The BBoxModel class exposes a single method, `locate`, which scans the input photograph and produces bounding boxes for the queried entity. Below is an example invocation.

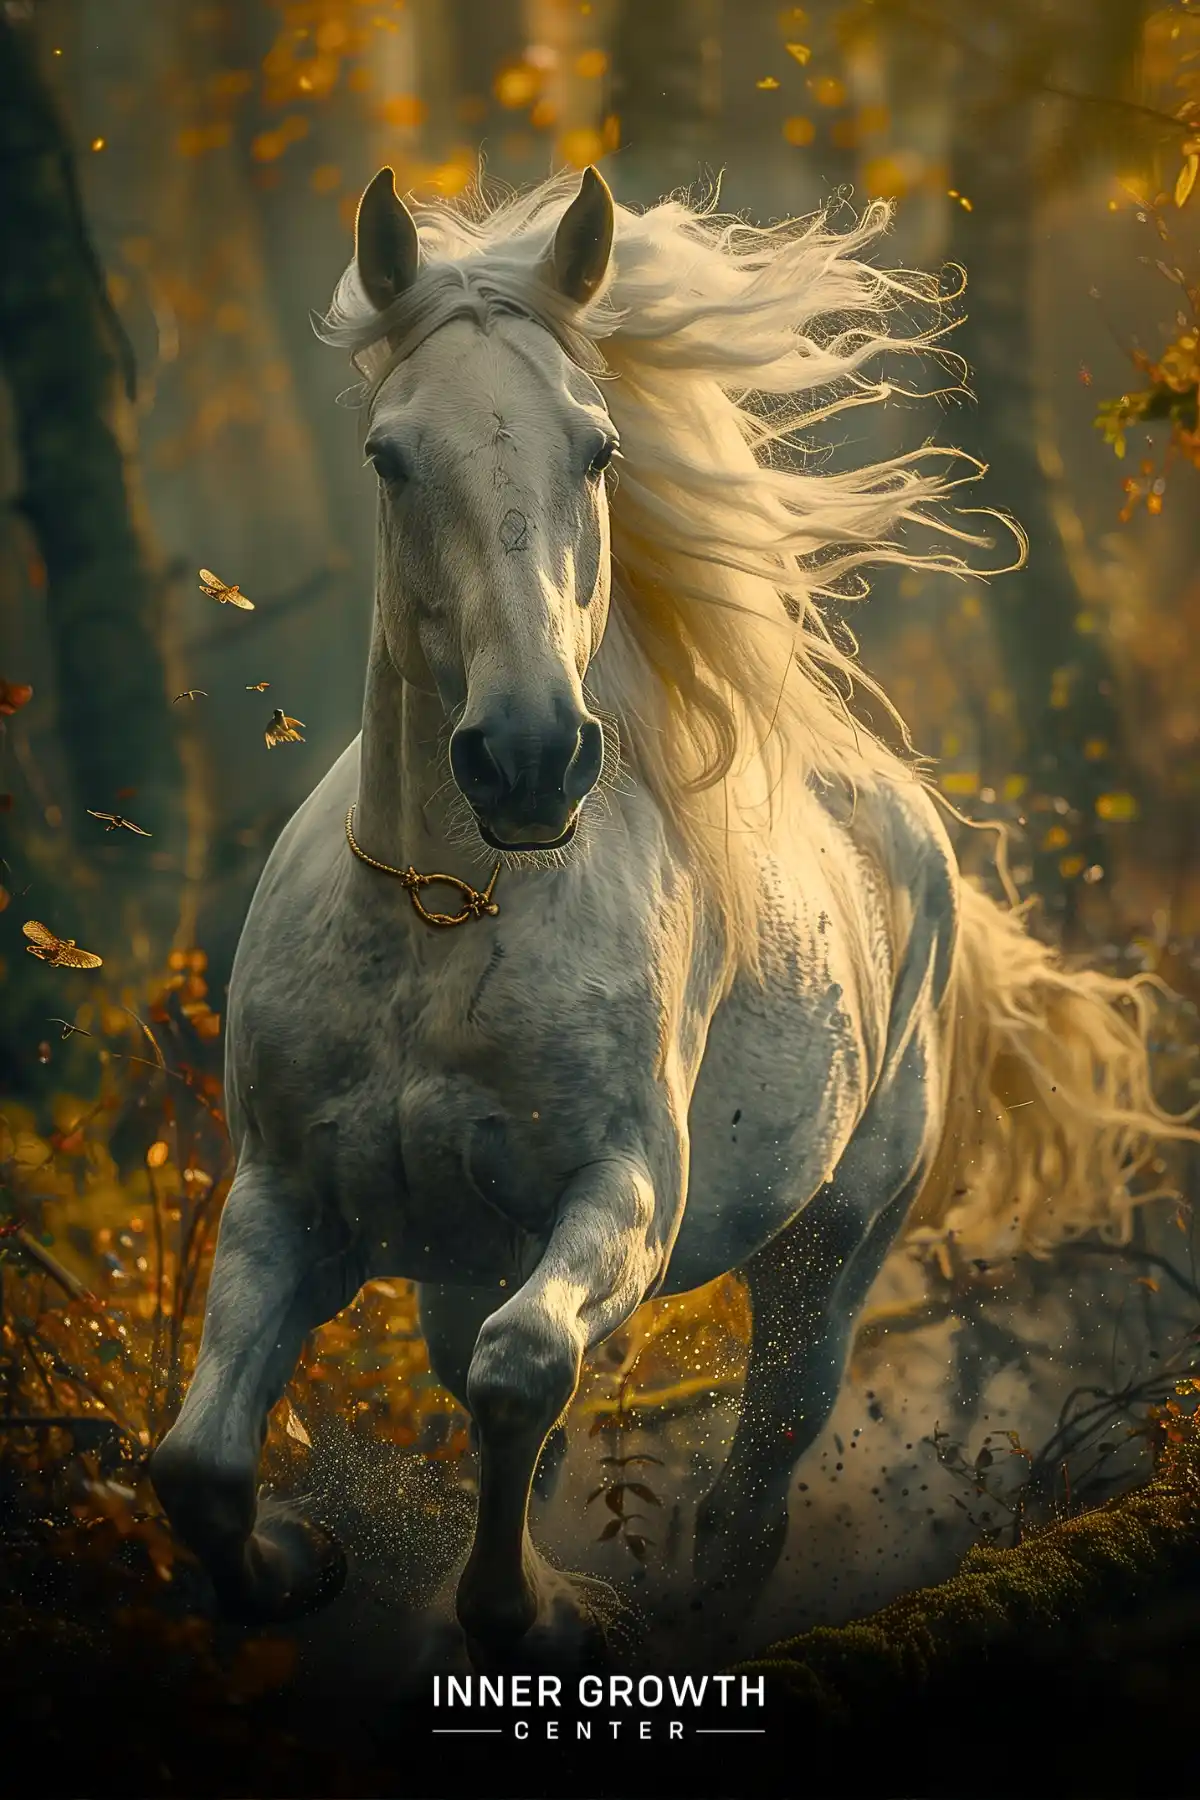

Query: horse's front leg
[149,1159,358,1622]
[455,1155,669,1664]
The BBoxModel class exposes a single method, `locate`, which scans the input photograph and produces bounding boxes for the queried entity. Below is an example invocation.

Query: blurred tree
[611,0,723,198]
[850,0,1160,932]
[0,14,184,856]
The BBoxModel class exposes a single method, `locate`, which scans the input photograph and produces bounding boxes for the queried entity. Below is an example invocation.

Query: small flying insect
[87,809,152,836]
[23,921,103,969]
[246,681,270,692]
[49,1017,94,1040]
[199,568,254,610]
[265,709,305,748]
[173,689,208,703]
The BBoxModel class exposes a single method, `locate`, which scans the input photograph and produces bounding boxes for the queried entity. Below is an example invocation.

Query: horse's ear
[543,165,614,306]
[355,168,420,313]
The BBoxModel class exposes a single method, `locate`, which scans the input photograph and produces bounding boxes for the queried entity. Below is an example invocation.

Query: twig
[1058,1237,1200,1308]
[6,1225,97,1304]
[27,1328,141,1442]
[877,0,1195,135]
[147,1164,166,1434]
[0,1413,130,1438]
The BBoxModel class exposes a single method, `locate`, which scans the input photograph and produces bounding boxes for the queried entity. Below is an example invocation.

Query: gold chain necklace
[345,805,501,928]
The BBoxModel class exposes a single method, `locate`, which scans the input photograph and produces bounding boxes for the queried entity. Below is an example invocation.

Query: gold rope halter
[345,805,502,928]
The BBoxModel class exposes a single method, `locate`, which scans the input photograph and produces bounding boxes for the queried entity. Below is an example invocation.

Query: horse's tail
[908,875,1200,1262]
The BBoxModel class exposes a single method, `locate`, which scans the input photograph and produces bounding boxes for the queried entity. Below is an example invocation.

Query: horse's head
[354,166,617,854]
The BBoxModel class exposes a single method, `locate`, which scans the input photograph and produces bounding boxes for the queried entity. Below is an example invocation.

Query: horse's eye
[366,440,409,486]
[588,438,618,477]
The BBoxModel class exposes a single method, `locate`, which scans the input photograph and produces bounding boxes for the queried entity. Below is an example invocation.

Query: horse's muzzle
[449,710,603,852]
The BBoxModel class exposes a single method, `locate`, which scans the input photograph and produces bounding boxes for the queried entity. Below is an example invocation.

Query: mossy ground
[6,1434,1200,1798]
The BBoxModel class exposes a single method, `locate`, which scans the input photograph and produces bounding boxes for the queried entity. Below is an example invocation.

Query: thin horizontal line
[694,1728,767,1734]
[431,1728,504,1734]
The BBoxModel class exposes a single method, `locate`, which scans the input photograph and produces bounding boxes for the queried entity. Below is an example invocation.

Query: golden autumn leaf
[146,1140,169,1169]
[284,1405,312,1448]
[1175,153,1198,209]
[1096,791,1139,822]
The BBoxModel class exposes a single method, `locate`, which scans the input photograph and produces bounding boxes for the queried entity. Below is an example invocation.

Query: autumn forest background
[3,1,1200,1794]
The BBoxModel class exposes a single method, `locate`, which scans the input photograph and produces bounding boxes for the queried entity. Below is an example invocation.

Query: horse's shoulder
[855,777,960,1011]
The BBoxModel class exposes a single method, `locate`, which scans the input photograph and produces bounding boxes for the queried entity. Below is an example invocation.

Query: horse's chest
[262,918,658,1271]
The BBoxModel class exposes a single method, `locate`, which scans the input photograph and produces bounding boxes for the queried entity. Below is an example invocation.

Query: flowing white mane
[318,169,1013,978]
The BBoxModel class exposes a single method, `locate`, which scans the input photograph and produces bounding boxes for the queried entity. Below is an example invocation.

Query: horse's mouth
[474,808,580,853]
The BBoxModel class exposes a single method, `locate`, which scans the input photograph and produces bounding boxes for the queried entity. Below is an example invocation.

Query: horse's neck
[355,618,455,869]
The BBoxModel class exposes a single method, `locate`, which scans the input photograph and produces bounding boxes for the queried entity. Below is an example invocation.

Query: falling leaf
[785,43,811,64]
[756,76,780,89]
[1176,153,1198,208]
[146,1140,169,1169]
[285,1406,312,1447]
[0,680,33,715]
[1138,1276,1160,1293]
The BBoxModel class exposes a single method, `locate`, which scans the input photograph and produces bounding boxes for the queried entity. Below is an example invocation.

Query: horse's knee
[466,1314,577,1442]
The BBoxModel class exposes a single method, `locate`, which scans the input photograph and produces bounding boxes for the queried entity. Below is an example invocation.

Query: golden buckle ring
[345,805,501,928]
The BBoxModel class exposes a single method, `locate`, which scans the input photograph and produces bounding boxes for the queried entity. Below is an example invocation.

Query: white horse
[150,165,1194,1664]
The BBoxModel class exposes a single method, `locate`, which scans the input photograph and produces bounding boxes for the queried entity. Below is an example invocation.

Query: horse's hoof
[217,1505,347,1625]
[460,1563,634,1675]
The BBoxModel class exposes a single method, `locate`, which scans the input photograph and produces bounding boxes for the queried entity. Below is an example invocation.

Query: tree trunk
[610,0,723,202]
[0,15,184,852]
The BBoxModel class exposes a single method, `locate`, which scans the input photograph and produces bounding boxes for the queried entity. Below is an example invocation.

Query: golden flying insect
[199,568,254,610]
[23,920,103,969]
[87,809,151,836]
[265,708,305,748]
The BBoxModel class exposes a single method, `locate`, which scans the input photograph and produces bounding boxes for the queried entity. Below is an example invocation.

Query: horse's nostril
[449,726,505,808]
[565,718,604,803]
